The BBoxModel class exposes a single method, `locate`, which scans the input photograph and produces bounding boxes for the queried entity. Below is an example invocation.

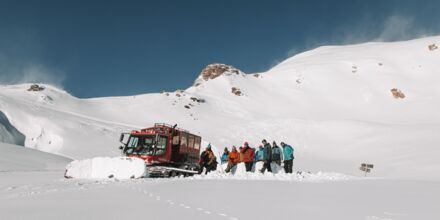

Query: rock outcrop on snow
[27,84,45,91]
[428,43,438,51]
[193,63,244,86]
[231,87,242,96]
[391,88,406,99]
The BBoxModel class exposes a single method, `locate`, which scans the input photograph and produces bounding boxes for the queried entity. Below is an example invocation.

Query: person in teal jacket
[254,145,265,162]
[281,142,294,173]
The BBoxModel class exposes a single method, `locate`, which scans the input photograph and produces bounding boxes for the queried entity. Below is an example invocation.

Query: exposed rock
[231,87,242,96]
[428,44,438,51]
[176,93,181,97]
[253,74,260,78]
[391,88,405,99]
[193,63,244,86]
[190,97,205,103]
[27,84,45,92]
[184,105,191,109]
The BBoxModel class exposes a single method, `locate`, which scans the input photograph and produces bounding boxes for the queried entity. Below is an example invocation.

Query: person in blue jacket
[220,147,229,164]
[281,142,294,173]
[254,145,265,162]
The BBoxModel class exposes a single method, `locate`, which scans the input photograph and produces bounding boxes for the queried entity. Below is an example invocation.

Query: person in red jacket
[241,142,255,172]
[225,146,240,173]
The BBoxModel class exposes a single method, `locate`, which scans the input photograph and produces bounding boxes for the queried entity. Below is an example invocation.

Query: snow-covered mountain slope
[0,142,71,172]
[1,36,439,180]
[0,111,25,145]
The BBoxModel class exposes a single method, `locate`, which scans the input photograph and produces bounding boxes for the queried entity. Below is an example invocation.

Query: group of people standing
[199,139,294,175]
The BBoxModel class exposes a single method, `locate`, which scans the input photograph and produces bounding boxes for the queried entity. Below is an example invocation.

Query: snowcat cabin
[119,124,201,171]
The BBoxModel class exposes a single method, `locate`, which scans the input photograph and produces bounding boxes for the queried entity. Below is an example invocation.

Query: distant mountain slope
[0,36,439,179]
[0,142,71,172]
[0,111,25,145]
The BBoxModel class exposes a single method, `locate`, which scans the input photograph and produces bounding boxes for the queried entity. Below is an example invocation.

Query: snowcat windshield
[124,135,167,156]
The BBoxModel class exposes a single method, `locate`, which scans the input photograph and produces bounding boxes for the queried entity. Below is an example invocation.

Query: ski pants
[244,162,253,172]
[225,162,237,173]
[260,160,272,173]
[284,159,293,173]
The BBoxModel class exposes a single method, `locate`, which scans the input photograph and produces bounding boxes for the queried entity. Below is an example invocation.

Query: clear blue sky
[1,0,439,97]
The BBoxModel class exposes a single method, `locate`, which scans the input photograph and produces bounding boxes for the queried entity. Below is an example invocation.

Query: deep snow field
[1,142,439,220]
[1,36,440,219]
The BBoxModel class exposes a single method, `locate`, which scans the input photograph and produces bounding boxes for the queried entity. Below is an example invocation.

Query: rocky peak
[193,63,244,86]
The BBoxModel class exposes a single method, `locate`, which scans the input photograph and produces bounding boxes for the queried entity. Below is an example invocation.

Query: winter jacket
[228,151,241,164]
[283,144,294,161]
[199,151,209,165]
[263,143,272,161]
[220,152,229,164]
[272,146,283,161]
[254,148,264,161]
[207,151,217,165]
[240,147,255,163]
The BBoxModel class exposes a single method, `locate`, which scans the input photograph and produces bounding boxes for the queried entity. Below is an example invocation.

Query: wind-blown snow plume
[0,29,65,87]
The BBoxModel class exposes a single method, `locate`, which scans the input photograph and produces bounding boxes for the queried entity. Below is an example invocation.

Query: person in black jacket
[259,139,272,173]
[199,145,217,174]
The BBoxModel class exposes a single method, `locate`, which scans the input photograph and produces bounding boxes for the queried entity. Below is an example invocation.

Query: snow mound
[219,162,285,174]
[65,157,147,179]
[0,142,71,172]
[194,171,354,182]
[197,163,354,182]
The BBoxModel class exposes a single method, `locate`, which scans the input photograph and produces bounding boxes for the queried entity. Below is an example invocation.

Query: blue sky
[1,0,439,97]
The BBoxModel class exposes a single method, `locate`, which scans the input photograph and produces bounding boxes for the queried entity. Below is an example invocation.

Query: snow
[65,157,147,179]
[0,142,71,172]
[0,36,440,219]
[0,111,25,145]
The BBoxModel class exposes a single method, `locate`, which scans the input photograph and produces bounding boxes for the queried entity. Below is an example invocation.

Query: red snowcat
[119,123,202,177]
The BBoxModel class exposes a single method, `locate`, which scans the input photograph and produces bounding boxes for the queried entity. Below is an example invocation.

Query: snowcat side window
[155,136,167,155]
[181,134,187,148]
[172,135,180,145]
[188,135,194,149]
[194,137,201,150]
[140,136,167,156]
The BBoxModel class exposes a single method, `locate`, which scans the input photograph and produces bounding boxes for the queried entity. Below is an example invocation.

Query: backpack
[272,147,281,161]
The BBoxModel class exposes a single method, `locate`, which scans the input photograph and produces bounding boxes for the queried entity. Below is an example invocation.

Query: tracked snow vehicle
[119,123,201,177]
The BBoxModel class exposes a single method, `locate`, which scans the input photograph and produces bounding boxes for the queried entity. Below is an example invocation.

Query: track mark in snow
[384,212,407,217]
[365,216,392,220]
[125,186,238,218]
